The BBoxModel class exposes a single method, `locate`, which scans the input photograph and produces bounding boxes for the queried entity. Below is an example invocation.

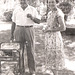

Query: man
[10,0,40,75]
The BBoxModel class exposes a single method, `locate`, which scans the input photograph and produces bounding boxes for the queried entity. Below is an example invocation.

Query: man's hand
[27,14,33,19]
[10,35,14,42]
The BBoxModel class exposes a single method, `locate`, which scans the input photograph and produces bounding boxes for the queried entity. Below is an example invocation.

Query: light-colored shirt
[12,5,40,26]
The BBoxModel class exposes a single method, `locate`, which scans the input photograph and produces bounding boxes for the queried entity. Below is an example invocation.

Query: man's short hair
[19,0,27,2]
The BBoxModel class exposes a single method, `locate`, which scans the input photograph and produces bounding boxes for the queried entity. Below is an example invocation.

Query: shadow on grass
[0,29,75,75]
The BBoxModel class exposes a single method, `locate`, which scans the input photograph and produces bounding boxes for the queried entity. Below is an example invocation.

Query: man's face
[20,0,27,8]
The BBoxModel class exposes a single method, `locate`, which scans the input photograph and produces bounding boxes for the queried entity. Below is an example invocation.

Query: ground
[0,22,75,75]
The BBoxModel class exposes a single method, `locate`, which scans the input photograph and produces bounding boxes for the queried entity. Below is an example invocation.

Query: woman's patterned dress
[45,8,65,70]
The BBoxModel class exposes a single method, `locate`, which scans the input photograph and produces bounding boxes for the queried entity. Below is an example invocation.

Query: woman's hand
[42,25,51,32]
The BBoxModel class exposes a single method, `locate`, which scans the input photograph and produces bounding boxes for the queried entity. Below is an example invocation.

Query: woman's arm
[50,16,66,32]
[58,16,66,31]
[31,17,40,24]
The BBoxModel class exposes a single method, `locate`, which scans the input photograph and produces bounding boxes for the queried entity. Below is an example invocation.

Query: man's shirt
[12,5,40,26]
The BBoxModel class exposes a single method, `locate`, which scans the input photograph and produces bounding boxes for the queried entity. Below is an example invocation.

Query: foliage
[58,2,72,14]
[3,11,12,22]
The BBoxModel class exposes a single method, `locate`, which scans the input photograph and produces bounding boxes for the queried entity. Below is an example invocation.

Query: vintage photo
[0,0,75,75]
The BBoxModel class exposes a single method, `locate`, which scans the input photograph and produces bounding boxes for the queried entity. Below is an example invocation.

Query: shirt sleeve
[33,7,41,20]
[12,9,16,23]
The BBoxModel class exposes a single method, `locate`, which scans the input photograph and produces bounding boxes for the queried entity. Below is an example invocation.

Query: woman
[43,0,66,75]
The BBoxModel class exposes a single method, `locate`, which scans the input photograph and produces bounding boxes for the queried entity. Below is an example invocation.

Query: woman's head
[48,0,57,11]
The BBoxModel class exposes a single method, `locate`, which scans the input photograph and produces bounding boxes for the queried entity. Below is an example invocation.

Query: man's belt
[17,25,33,27]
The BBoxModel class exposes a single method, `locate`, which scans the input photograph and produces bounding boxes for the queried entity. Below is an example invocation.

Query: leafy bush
[58,2,72,14]
[3,11,12,22]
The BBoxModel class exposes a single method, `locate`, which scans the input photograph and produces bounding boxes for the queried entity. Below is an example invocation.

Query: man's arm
[10,22,16,40]
[31,17,40,24]
[27,14,40,24]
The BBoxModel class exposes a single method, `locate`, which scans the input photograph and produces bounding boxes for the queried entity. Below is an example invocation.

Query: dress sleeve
[57,9,65,24]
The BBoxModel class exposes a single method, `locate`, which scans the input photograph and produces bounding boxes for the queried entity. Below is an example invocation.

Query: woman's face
[48,1,56,10]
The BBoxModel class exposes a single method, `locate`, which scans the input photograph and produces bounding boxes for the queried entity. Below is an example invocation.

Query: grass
[0,28,75,75]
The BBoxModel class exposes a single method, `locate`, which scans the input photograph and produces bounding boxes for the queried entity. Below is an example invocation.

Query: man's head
[19,0,28,9]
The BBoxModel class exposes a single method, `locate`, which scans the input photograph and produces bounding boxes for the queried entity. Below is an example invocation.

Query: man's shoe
[43,70,54,75]
[30,72,36,75]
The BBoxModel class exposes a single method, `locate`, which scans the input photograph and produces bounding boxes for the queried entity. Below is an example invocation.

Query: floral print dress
[45,8,65,70]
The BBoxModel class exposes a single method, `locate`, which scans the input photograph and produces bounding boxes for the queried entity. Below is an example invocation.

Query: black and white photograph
[0,0,75,75]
